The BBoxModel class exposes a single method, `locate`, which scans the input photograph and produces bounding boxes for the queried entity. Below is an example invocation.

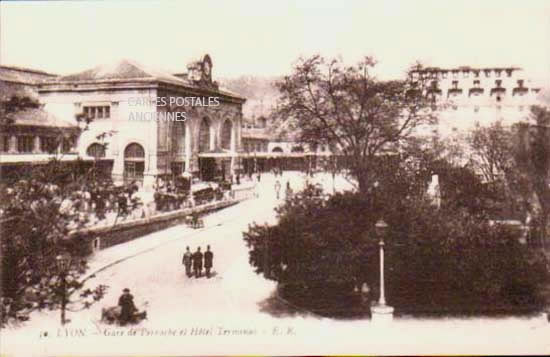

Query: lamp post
[56,253,72,326]
[370,219,394,323]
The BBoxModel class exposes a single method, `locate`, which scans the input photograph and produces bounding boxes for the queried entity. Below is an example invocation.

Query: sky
[1,0,549,83]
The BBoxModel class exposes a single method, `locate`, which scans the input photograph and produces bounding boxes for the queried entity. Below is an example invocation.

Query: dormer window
[495,70,502,78]
[463,71,469,78]
[506,69,513,77]
[452,71,458,78]
[442,71,448,79]
[484,69,491,77]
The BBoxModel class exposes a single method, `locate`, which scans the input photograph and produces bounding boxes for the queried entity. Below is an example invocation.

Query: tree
[467,122,515,183]
[275,56,436,193]
[514,106,550,248]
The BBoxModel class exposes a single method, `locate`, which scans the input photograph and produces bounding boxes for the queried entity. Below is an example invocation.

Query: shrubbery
[243,183,550,316]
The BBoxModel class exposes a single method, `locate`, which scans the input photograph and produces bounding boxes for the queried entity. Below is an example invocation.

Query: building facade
[0,66,80,181]
[38,55,245,188]
[411,66,541,137]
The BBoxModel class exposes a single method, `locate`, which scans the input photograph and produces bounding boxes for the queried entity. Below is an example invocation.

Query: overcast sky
[1,0,549,83]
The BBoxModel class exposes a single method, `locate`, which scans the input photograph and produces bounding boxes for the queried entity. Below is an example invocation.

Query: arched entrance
[198,118,215,181]
[87,143,112,180]
[124,143,145,183]
[221,119,232,150]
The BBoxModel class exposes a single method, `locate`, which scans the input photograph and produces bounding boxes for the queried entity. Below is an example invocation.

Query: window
[442,72,447,79]
[452,80,459,89]
[87,143,106,158]
[495,80,502,87]
[452,71,458,78]
[83,105,110,120]
[517,79,524,87]
[484,70,491,77]
[473,71,480,78]
[17,136,34,153]
[473,80,480,88]
[495,70,502,78]
[463,71,469,78]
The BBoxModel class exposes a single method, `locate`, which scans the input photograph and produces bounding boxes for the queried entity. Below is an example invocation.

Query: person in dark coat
[204,245,214,278]
[182,246,192,277]
[118,288,137,326]
[193,247,203,278]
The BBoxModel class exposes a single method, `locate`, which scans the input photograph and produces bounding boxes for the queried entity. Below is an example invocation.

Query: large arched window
[124,143,145,159]
[221,119,232,150]
[86,143,106,158]
[124,143,145,182]
[172,121,186,154]
[272,147,283,153]
[199,117,211,152]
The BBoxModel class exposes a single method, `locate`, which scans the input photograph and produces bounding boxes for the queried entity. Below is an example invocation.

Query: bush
[243,184,550,316]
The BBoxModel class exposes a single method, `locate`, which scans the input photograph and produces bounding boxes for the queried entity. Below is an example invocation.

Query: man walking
[193,247,203,278]
[275,180,281,199]
[204,245,214,278]
[182,246,192,277]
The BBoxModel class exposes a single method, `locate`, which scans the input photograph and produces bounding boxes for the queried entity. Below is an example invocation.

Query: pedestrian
[118,288,137,326]
[193,247,203,278]
[274,180,281,199]
[204,245,214,278]
[182,246,192,277]
[285,181,293,199]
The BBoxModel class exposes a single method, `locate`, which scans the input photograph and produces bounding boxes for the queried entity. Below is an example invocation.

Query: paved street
[2,172,549,356]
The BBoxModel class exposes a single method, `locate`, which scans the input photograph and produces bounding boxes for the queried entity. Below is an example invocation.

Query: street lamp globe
[375,219,389,239]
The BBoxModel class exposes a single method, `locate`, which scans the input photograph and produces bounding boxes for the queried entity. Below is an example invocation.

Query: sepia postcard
[1,0,550,356]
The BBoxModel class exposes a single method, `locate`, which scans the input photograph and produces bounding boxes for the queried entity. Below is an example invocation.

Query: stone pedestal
[370,303,394,324]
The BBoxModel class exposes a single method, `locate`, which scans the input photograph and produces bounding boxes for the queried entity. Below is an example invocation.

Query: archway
[124,143,145,183]
[221,119,232,150]
[86,143,106,158]
[272,147,283,153]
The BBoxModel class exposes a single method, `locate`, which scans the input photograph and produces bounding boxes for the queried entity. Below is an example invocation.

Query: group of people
[182,245,214,278]
[274,180,293,200]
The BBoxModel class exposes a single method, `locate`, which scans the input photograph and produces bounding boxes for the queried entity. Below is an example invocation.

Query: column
[230,120,236,176]
[184,122,192,173]
[8,135,17,153]
[33,136,41,154]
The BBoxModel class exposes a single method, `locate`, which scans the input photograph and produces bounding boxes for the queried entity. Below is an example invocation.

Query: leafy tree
[514,106,550,248]
[275,56,436,193]
[467,122,514,183]
[0,157,141,326]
